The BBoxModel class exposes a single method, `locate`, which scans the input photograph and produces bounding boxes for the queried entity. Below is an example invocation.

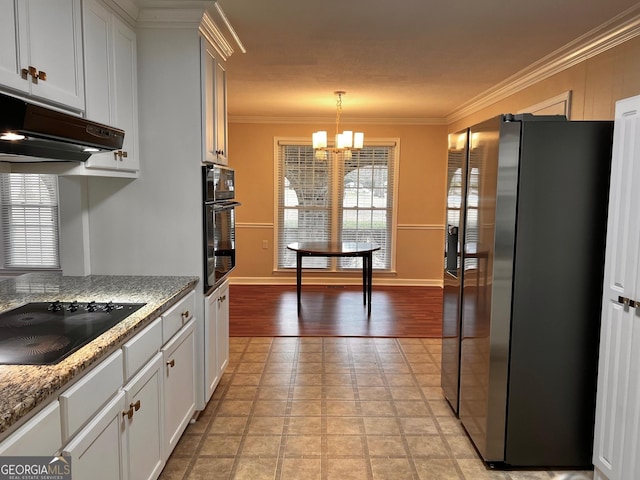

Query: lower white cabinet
[0,401,61,456]
[162,318,196,457]
[62,391,128,480]
[204,279,230,404]
[123,352,164,480]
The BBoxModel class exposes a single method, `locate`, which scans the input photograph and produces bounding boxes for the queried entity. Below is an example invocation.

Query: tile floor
[159,337,595,480]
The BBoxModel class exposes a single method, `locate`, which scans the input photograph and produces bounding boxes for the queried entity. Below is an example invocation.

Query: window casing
[276,139,398,271]
[0,173,60,270]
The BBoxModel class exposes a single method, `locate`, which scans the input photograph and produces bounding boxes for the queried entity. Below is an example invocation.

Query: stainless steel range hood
[0,92,124,162]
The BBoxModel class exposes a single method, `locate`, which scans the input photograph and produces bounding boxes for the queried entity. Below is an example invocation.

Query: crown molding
[446,4,640,124]
[228,115,447,125]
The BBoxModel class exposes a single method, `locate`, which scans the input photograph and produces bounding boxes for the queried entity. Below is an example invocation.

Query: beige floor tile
[253,400,288,416]
[293,386,323,400]
[170,433,201,458]
[217,400,254,416]
[413,457,463,480]
[325,385,356,400]
[324,373,354,385]
[290,400,323,416]
[355,373,386,386]
[281,458,322,480]
[296,362,324,373]
[199,434,242,456]
[158,457,191,480]
[406,434,450,458]
[225,385,259,400]
[385,374,417,386]
[394,400,430,417]
[370,457,414,479]
[240,435,281,457]
[269,352,296,363]
[235,362,266,374]
[443,435,478,459]
[295,373,324,385]
[360,400,395,417]
[327,435,365,456]
[324,362,352,373]
[234,457,278,480]
[327,458,369,480]
[390,386,424,401]
[284,435,322,456]
[327,416,364,435]
[298,353,323,363]
[187,457,234,479]
[435,416,466,435]
[209,416,248,435]
[363,417,401,435]
[246,416,285,435]
[287,416,322,435]
[261,373,292,386]
[325,400,359,416]
[264,362,295,373]
[366,435,407,457]
[358,387,391,401]
[243,352,270,363]
[258,386,290,400]
[400,416,439,435]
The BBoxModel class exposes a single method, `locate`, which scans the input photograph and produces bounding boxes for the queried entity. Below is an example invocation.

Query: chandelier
[312,91,364,156]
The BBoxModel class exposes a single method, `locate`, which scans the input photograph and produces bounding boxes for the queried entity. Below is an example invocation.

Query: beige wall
[228,35,640,286]
[228,123,447,285]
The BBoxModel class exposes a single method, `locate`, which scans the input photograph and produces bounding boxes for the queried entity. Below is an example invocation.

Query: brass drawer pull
[166,359,175,368]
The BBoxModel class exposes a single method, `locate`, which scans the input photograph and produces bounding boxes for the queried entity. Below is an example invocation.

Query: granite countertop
[0,272,199,438]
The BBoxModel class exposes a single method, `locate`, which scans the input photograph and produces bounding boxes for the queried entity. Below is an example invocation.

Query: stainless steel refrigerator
[442,114,614,468]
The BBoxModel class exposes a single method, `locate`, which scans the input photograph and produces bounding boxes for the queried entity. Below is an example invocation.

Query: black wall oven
[202,165,240,294]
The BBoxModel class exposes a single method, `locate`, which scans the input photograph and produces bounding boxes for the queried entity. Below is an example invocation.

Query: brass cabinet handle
[132,400,141,412]
[122,406,134,420]
[21,66,46,83]
[181,310,190,320]
[166,359,175,368]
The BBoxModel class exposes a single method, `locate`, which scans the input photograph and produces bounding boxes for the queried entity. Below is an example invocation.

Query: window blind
[0,173,60,269]
[276,140,397,271]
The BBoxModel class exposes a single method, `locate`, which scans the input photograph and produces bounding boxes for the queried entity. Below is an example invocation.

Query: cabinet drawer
[60,350,123,442]
[122,318,162,381]
[0,401,61,456]
[162,290,195,344]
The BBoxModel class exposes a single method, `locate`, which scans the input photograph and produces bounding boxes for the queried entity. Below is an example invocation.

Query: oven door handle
[211,201,242,210]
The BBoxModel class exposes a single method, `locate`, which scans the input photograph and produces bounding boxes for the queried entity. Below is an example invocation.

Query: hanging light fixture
[312,91,364,156]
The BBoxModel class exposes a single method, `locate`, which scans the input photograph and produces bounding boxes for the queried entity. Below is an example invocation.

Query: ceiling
[211,0,640,123]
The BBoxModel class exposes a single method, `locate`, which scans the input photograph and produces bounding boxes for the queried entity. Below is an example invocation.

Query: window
[276,140,398,271]
[0,173,60,269]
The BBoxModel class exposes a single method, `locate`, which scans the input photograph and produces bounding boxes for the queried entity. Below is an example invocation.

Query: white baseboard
[229,276,443,287]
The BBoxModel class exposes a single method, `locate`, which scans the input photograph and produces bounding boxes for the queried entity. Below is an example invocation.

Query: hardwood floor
[229,284,443,337]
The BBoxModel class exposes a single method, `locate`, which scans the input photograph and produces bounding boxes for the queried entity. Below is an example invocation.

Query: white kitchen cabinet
[59,349,124,442]
[0,0,85,110]
[83,0,139,173]
[122,352,165,480]
[593,94,640,480]
[0,401,61,456]
[62,390,128,480]
[161,289,196,344]
[201,37,228,165]
[162,318,196,457]
[204,279,229,403]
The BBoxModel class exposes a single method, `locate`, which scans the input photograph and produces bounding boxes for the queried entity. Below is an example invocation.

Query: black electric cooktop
[0,301,146,365]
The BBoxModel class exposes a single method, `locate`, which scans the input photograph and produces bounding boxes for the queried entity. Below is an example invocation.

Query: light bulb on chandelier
[312,91,364,158]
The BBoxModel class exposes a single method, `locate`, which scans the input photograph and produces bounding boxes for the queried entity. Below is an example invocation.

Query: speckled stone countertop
[0,272,199,439]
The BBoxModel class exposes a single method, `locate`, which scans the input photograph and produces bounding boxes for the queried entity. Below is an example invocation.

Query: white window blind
[276,141,397,271]
[0,173,60,269]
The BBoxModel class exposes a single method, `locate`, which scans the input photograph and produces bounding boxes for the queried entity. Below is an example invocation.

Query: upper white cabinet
[593,95,640,480]
[202,38,228,165]
[0,0,85,111]
[83,0,139,173]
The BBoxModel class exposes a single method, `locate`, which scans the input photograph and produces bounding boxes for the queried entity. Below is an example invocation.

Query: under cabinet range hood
[0,92,124,162]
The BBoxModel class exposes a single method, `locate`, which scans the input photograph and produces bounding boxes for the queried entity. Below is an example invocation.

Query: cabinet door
[17,0,85,110]
[0,401,61,456]
[593,95,640,480]
[0,0,26,92]
[111,15,139,171]
[123,353,164,480]
[214,58,228,164]
[162,319,196,457]
[84,2,139,173]
[62,390,127,480]
[216,280,230,380]
[204,287,220,403]
[201,38,228,164]
[202,38,218,164]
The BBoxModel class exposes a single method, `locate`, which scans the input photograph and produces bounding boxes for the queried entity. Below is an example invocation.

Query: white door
[593,95,640,480]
